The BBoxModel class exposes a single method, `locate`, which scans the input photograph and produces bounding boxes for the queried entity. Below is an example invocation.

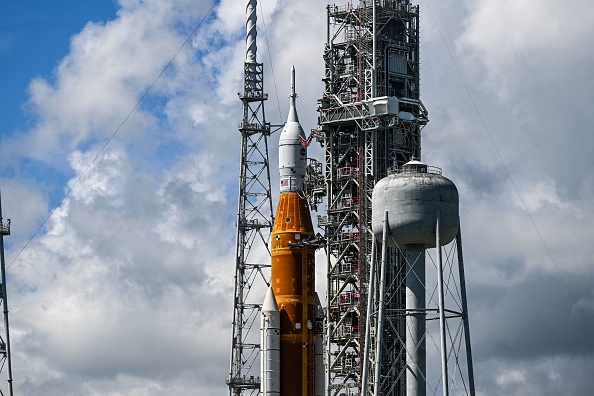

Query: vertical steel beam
[456,231,476,396]
[371,0,377,98]
[0,197,13,396]
[361,237,376,396]
[436,211,449,396]
[373,210,389,394]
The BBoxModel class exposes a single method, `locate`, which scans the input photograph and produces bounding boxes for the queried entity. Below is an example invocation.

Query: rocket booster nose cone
[263,286,280,313]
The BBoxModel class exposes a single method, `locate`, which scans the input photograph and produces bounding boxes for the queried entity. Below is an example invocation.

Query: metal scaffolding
[227,1,274,394]
[317,1,427,394]
[0,196,14,396]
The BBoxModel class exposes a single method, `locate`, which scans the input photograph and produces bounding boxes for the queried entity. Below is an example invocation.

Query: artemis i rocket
[260,67,324,396]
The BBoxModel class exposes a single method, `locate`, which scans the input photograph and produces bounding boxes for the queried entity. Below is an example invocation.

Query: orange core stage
[271,191,316,396]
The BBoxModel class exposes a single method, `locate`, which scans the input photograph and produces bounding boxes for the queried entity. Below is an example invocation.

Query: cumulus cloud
[2,0,240,394]
[459,0,594,97]
[1,0,593,395]
[418,1,594,394]
[11,142,234,394]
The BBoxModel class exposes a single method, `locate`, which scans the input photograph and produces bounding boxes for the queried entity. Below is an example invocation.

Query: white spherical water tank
[372,160,459,247]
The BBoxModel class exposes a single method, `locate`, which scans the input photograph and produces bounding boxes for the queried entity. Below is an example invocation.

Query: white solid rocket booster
[261,287,281,395]
[314,293,325,396]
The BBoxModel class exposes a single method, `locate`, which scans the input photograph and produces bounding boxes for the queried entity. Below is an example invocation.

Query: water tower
[363,160,475,396]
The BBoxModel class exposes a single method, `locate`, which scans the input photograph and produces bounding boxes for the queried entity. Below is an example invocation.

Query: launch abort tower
[317,1,427,394]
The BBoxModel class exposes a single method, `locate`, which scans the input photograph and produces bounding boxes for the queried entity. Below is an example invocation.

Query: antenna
[0,194,14,396]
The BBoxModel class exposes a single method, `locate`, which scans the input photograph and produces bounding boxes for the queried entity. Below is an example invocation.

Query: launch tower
[227,1,274,394]
[317,1,427,394]
[318,0,474,395]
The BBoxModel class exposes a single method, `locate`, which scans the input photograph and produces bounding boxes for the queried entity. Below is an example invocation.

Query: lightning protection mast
[0,195,14,396]
[227,1,274,395]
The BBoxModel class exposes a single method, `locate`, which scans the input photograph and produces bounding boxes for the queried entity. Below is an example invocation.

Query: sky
[0,0,593,395]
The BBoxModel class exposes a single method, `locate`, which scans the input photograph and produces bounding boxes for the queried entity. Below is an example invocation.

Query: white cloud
[496,367,526,386]
[459,0,594,99]
[10,142,233,394]
[0,179,47,241]
[1,0,594,394]
[514,176,571,213]
[2,2,240,393]
[574,295,594,315]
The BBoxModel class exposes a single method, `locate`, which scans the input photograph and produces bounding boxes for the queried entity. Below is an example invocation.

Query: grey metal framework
[227,1,273,394]
[0,197,14,396]
[316,1,427,395]
[367,215,476,396]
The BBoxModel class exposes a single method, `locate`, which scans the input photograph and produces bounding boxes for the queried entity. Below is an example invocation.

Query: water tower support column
[361,237,377,396]
[406,244,426,396]
[436,211,449,396]
[456,230,476,395]
[374,209,390,394]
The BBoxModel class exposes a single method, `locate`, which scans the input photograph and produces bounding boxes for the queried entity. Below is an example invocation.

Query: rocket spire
[279,66,307,192]
[288,65,299,123]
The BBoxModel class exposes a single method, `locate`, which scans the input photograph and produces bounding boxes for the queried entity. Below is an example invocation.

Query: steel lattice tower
[317,1,475,395]
[317,1,427,395]
[0,196,14,396]
[227,1,274,395]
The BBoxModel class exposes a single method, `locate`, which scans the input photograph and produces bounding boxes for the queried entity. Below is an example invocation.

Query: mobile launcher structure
[227,1,475,396]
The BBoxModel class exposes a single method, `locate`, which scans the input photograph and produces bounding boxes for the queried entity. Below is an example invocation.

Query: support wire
[7,1,221,270]
[423,0,593,332]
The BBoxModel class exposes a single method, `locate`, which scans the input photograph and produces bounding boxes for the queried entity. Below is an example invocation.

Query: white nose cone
[261,287,280,395]
[279,66,307,192]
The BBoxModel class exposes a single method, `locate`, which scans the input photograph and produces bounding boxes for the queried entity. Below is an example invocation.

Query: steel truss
[317,1,427,395]
[227,2,274,392]
[366,225,475,396]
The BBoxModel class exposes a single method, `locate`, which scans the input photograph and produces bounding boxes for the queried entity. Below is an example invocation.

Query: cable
[259,0,283,122]
[7,0,220,270]
[423,0,592,330]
